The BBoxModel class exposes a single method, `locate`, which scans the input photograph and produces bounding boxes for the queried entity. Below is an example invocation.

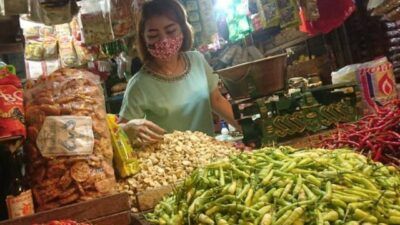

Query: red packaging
[0,66,26,141]
[357,57,398,114]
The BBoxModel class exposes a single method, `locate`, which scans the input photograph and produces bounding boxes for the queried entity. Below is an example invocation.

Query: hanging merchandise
[299,0,356,35]
[70,17,100,65]
[101,39,127,57]
[0,0,28,16]
[0,66,25,142]
[20,16,62,79]
[277,0,299,28]
[216,0,252,42]
[29,0,79,26]
[109,0,135,39]
[256,0,280,28]
[55,24,79,68]
[78,0,114,46]
[197,0,219,45]
[298,0,320,22]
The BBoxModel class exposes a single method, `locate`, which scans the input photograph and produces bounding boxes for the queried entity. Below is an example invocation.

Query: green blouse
[119,51,219,136]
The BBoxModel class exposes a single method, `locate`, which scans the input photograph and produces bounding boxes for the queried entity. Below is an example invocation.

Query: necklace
[149,54,184,76]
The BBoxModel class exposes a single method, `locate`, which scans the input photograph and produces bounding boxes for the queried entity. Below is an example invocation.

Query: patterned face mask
[147,35,183,60]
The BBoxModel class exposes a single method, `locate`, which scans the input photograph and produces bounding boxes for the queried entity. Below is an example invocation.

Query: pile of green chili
[147,147,400,225]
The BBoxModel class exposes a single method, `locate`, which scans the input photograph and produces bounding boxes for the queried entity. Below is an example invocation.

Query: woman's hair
[136,0,193,62]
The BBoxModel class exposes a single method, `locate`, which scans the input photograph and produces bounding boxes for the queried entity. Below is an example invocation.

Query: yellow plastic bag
[106,114,140,178]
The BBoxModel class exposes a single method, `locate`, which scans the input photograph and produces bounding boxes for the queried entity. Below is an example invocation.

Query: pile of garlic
[117,131,238,212]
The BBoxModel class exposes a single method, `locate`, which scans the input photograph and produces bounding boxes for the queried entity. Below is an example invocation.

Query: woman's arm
[210,88,241,131]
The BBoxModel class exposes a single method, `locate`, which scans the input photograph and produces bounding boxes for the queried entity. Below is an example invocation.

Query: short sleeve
[198,52,219,93]
[119,77,145,120]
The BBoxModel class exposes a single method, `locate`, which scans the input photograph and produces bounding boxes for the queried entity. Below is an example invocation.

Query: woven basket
[217,53,287,100]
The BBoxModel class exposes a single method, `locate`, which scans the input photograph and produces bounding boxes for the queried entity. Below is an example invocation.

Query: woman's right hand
[121,119,165,145]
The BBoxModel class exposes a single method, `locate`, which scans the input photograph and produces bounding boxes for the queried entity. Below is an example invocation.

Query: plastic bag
[106,114,139,178]
[24,68,115,211]
[299,0,356,35]
[32,0,79,26]
[0,66,25,142]
[109,0,134,39]
[298,0,319,22]
[25,40,44,61]
[78,0,114,46]
[331,63,360,84]
[25,59,61,80]
[357,57,398,114]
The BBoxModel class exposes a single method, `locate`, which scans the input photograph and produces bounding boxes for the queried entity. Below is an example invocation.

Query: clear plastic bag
[109,0,134,39]
[29,0,79,25]
[24,68,115,211]
[78,0,114,45]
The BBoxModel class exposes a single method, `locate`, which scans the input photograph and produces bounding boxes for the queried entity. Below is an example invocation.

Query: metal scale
[217,54,358,147]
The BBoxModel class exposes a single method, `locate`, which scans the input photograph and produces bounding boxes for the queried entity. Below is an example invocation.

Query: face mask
[147,35,183,60]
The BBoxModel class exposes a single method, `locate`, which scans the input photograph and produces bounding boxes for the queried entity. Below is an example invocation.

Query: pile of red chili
[320,99,400,166]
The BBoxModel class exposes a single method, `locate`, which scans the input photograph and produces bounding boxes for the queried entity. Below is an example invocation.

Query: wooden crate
[0,193,131,225]
[135,185,175,212]
[131,212,150,225]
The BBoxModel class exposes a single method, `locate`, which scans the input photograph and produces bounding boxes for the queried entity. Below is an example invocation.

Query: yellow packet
[106,114,140,177]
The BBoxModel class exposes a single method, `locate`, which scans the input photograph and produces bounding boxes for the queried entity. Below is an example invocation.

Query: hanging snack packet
[78,0,114,45]
[357,57,398,114]
[257,0,280,28]
[109,0,134,39]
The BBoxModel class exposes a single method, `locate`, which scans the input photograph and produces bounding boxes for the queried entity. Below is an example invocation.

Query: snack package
[278,0,299,28]
[43,38,58,60]
[25,59,61,80]
[58,37,78,68]
[24,68,116,211]
[109,0,134,39]
[78,0,114,45]
[257,0,280,28]
[106,114,140,178]
[0,66,25,142]
[25,40,44,61]
[357,57,398,114]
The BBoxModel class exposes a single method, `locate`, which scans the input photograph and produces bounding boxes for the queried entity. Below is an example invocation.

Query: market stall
[0,0,399,225]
